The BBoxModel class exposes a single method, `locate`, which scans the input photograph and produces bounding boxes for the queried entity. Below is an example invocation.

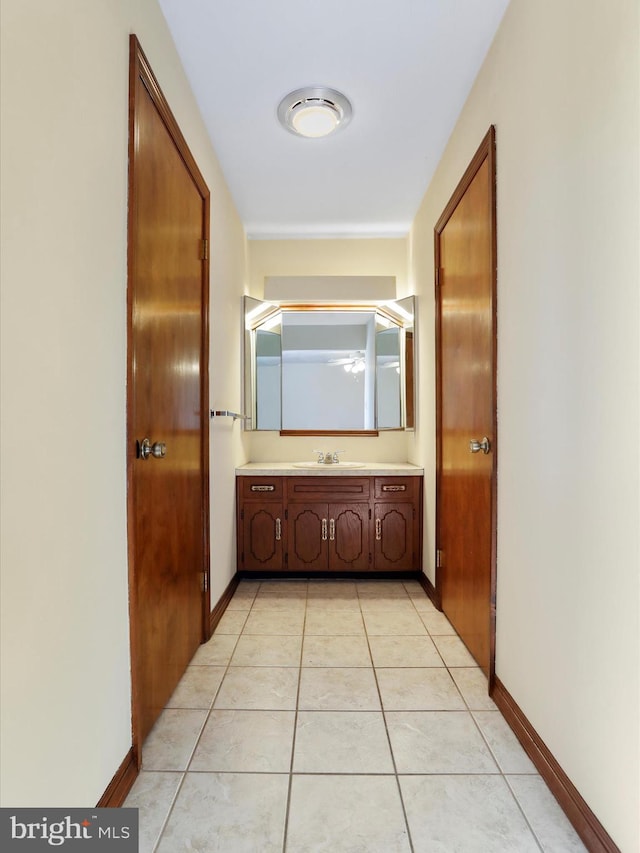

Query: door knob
[138,438,167,460]
[469,436,491,455]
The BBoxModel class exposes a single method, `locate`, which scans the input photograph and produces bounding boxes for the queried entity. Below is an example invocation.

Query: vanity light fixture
[259,311,283,332]
[382,300,414,323]
[277,87,352,138]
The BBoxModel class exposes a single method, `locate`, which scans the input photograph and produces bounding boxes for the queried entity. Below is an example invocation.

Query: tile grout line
[467,708,545,852]
[360,583,416,853]
[502,773,545,853]
[412,582,545,853]
[408,574,545,849]
[502,775,546,853]
[152,580,262,852]
[281,577,310,853]
[150,771,186,853]
[410,584,543,850]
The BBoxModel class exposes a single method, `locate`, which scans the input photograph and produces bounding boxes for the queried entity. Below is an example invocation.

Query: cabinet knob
[329,518,335,541]
[375,518,382,540]
[275,518,282,541]
[322,518,328,541]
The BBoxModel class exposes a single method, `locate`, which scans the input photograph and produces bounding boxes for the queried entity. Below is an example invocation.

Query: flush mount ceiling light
[277,87,352,139]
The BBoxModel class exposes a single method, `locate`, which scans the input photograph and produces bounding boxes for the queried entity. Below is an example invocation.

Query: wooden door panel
[436,128,496,677]
[242,504,284,571]
[128,39,209,750]
[330,503,370,571]
[289,503,327,570]
[440,473,491,650]
[374,503,414,570]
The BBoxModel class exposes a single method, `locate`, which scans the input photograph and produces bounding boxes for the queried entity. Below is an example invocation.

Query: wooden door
[127,37,210,753]
[435,128,497,678]
[330,504,370,571]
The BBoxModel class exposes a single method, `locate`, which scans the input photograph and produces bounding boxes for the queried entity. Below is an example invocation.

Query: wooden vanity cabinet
[287,478,371,572]
[236,474,422,574]
[373,477,420,571]
[237,477,284,572]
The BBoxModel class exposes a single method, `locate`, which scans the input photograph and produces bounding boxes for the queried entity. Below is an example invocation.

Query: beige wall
[247,238,412,464]
[248,238,410,296]
[408,0,639,848]
[0,0,247,805]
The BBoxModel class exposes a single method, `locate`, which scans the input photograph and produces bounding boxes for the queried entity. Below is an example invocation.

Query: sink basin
[292,461,366,469]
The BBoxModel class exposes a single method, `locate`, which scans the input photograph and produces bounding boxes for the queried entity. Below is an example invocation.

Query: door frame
[126,35,211,760]
[434,126,498,687]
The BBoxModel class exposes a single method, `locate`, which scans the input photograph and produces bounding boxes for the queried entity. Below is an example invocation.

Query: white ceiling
[158,0,511,239]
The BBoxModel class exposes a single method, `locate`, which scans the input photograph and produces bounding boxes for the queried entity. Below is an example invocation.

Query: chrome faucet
[313,450,344,464]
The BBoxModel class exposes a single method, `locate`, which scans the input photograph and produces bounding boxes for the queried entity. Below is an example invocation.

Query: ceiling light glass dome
[277,87,352,139]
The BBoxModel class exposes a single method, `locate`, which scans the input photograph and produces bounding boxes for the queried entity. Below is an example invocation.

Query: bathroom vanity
[236,463,423,575]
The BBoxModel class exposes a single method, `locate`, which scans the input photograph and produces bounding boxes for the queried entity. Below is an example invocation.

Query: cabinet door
[374,502,415,570]
[330,503,371,571]
[288,502,328,571]
[241,503,284,571]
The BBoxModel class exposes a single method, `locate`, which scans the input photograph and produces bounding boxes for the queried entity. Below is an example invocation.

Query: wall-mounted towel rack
[210,410,250,422]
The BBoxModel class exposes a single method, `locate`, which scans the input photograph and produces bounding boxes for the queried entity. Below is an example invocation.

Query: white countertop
[236,462,424,476]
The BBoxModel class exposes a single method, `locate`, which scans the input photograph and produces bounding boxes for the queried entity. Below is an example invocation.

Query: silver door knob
[138,438,167,460]
[469,436,491,455]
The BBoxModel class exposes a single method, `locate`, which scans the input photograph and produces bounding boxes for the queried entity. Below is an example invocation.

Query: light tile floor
[125,579,587,852]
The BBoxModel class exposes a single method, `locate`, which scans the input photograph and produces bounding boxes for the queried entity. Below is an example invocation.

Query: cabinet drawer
[240,477,284,500]
[374,477,418,500]
[287,477,370,502]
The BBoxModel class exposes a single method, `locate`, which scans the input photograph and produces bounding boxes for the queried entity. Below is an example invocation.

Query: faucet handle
[332,450,345,463]
[312,449,325,463]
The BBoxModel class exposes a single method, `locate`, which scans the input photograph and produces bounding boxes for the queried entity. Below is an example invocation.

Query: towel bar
[210,410,249,422]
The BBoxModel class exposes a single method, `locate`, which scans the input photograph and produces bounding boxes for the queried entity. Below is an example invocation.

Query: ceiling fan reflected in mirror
[328,351,366,374]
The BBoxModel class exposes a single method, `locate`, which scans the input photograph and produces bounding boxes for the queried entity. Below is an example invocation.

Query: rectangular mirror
[376,326,401,429]
[256,327,282,430]
[243,296,416,434]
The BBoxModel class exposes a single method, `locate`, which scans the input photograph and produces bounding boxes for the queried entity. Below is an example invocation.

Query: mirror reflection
[244,296,416,433]
[282,311,377,430]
